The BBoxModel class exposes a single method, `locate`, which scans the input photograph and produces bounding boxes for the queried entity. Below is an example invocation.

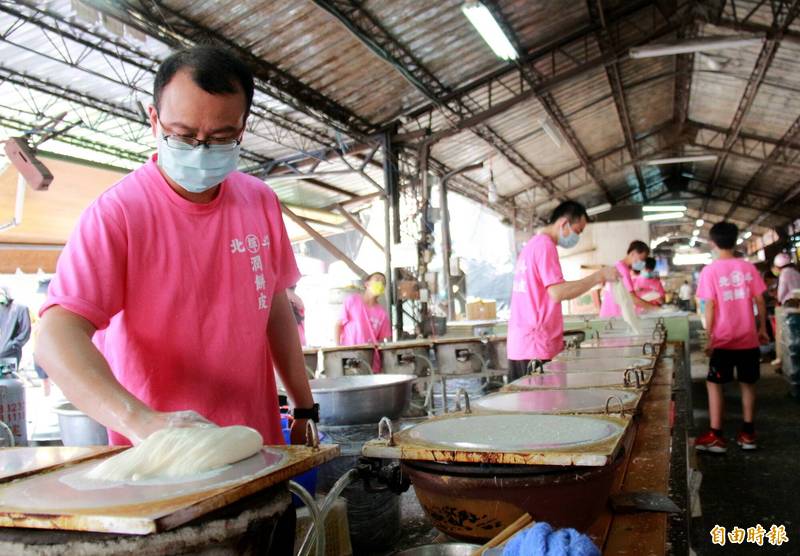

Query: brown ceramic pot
[402,454,622,543]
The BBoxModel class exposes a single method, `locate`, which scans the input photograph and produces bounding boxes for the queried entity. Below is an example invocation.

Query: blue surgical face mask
[631,259,646,272]
[641,271,652,279]
[558,222,580,249]
[157,132,241,194]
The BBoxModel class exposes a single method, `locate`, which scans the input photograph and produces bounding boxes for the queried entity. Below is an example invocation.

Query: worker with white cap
[771,253,800,368]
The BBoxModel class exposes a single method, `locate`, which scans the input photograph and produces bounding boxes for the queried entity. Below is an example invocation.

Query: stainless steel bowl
[393,543,481,556]
[310,374,416,425]
[54,402,108,446]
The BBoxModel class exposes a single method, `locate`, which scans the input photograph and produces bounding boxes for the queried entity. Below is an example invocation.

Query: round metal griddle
[543,356,653,373]
[472,388,640,414]
[403,413,625,452]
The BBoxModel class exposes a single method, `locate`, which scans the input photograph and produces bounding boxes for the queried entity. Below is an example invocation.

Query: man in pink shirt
[633,257,666,311]
[36,46,316,450]
[599,240,659,318]
[334,272,392,371]
[695,222,768,453]
[508,201,618,380]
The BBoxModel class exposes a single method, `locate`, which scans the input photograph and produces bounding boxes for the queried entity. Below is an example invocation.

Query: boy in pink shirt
[334,272,392,371]
[508,201,618,380]
[695,222,768,453]
[599,241,659,317]
[633,257,666,312]
[35,46,316,449]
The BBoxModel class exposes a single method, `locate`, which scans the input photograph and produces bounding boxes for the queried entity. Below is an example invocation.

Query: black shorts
[509,359,550,382]
[708,348,761,384]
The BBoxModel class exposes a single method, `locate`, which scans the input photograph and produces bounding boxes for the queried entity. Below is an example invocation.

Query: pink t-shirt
[599,260,634,317]
[339,294,391,346]
[42,157,300,445]
[633,276,665,313]
[696,258,767,350]
[507,234,565,360]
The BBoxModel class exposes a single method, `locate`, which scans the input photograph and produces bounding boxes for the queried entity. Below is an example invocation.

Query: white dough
[612,280,643,335]
[87,425,263,482]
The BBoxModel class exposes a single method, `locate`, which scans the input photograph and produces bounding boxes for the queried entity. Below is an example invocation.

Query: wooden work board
[585,347,678,555]
[0,444,338,535]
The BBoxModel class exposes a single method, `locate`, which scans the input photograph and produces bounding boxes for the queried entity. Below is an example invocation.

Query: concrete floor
[690,362,800,554]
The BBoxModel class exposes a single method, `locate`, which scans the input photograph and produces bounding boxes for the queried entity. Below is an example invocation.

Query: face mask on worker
[631,259,646,272]
[157,129,241,194]
[368,281,385,297]
[558,220,580,249]
[641,271,652,279]
[0,292,7,305]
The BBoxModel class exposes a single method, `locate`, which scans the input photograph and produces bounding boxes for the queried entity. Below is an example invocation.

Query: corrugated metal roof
[3,0,800,241]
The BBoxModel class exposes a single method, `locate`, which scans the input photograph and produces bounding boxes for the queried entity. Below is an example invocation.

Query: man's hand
[758,327,770,345]
[128,409,215,445]
[289,418,308,445]
[596,266,620,285]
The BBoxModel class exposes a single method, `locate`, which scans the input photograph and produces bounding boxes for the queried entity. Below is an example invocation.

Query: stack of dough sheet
[612,280,644,335]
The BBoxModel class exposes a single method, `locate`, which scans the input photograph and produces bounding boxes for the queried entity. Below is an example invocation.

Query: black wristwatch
[291,403,320,423]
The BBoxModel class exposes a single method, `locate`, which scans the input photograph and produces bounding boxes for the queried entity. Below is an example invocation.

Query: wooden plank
[0,444,338,535]
[601,357,674,555]
[0,446,123,483]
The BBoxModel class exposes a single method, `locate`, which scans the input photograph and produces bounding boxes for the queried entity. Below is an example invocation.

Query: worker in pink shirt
[35,46,316,452]
[507,201,619,380]
[334,272,392,371]
[633,257,666,312]
[695,222,768,453]
[599,240,659,318]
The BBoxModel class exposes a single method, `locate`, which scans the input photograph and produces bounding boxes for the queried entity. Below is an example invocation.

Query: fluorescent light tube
[586,202,612,216]
[643,211,685,222]
[696,219,704,227]
[743,230,752,239]
[692,229,700,236]
[630,35,764,58]
[642,205,687,212]
[737,238,744,245]
[462,1,518,61]
[645,155,718,165]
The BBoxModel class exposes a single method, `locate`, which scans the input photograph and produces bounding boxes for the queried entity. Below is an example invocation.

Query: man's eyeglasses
[160,133,241,152]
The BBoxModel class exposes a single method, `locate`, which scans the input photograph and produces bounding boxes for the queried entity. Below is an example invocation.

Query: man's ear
[147,105,159,139]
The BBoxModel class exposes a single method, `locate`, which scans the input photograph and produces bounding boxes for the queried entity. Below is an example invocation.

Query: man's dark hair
[709,221,738,249]
[627,240,650,255]
[154,46,255,114]
[365,272,386,282]
[548,201,588,225]
[644,257,657,271]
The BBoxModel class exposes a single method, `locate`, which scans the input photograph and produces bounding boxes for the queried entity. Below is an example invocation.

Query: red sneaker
[736,431,757,450]
[695,431,727,453]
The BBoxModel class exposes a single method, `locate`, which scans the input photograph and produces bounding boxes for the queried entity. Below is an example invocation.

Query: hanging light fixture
[462,1,518,61]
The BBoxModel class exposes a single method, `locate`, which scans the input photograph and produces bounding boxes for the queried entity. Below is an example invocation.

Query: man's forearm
[704,299,715,339]
[755,297,767,330]
[269,291,314,409]
[548,274,600,302]
[37,306,156,443]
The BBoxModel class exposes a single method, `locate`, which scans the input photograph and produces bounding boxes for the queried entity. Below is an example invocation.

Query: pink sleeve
[618,261,635,292]
[379,307,392,340]
[268,193,300,293]
[696,267,714,300]
[535,242,564,288]
[339,295,353,325]
[40,196,127,329]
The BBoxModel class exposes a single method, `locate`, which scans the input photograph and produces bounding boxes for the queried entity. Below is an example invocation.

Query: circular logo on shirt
[245,234,260,253]
[730,270,744,287]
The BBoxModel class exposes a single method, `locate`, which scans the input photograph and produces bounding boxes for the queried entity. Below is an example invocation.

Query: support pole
[334,205,384,252]
[382,130,400,338]
[441,163,483,320]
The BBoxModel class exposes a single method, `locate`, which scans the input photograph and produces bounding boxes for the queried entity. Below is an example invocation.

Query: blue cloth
[503,522,600,556]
